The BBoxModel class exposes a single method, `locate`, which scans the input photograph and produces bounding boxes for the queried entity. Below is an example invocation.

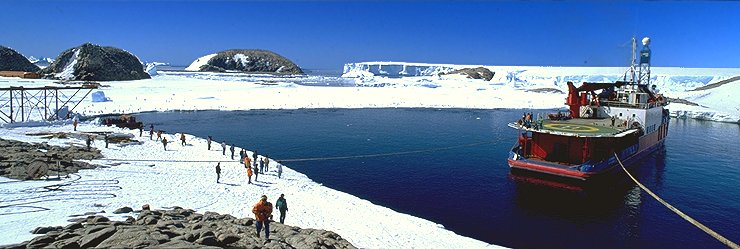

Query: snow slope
[0,124,498,248]
[54,49,80,80]
[185,53,217,71]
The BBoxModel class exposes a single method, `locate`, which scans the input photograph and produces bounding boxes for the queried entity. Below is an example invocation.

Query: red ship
[507,37,669,180]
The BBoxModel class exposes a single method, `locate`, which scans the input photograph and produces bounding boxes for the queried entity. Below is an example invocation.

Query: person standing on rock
[216,162,221,183]
[207,136,212,150]
[180,133,186,146]
[252,195,273,240]
[276,194,288,224]
[221,142,227,155]
[73,118,78,131]
[162,137,168,151]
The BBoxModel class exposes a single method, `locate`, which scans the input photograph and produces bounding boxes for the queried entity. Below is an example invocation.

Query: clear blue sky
[1,1,739,69]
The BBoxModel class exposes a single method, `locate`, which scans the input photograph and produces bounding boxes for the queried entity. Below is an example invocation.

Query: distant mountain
[27,56,55,69]
[186,49,303,74]
[39,43,150,81]
[0,46,40,72]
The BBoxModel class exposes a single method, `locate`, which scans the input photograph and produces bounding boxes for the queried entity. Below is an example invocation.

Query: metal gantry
[0,85,98,123]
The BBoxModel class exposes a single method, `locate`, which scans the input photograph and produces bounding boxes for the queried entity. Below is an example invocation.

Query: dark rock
[194,235,220,246]
[124,216,136,224]
[26,235,54,248]
[47,239,80,249]
[0,45,40,72]
[39,43,150,81]
[443,67,495,81]
[218,233,240,245]
[78,226,116,248]
[64,222,83,231]
[90,215,110,224]
[191,49,303,74]
[31,225,62,234]
[113,206,133,214]
[150,239,215,249]
[199,230,215,239]
[96,227,167,248]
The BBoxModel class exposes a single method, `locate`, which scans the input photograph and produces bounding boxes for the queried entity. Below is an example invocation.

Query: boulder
[39,43,150,81]
[0,45,40,72]
[187,49,303,74]
[78,226,117,248]
[113,206,133,214]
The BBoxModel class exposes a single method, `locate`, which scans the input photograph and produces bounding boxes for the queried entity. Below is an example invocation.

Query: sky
[1,1,739,69]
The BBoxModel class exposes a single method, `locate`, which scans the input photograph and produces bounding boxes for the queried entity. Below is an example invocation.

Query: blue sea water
[135,108,740,248]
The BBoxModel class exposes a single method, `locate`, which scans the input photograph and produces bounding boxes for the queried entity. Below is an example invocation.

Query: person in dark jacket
[215,162,221,183]
[162,137,168,151]
[230,144,235,160]
[207,136,212,150]
[276,194,288,224]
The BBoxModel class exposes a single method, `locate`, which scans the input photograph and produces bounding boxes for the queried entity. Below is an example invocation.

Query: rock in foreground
[187,49,303,74]
[2,207,356,249]
[39,43,150,81]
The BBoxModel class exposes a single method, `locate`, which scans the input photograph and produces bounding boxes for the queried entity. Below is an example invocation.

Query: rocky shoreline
[0,136,103,180]
[0,206,356,249]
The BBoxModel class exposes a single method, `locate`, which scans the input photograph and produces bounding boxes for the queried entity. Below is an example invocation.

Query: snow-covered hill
[26,56,54,69]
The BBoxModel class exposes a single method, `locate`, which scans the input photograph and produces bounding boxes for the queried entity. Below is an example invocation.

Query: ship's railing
[601,100,661,109]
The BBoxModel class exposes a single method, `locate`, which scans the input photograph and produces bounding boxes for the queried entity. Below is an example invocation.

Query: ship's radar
[642,37,651,46]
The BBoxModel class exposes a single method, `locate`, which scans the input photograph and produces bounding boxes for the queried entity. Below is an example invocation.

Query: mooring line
[91,141,494,164]
[615,153,739,249]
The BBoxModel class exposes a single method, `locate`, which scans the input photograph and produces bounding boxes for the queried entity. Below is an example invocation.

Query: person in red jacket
[252,195,273,239]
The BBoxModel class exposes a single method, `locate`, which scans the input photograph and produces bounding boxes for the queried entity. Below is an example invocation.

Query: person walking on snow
[156,130,162,141]
[149,127,154,140]
[73,118,78,131]
[221,142,227,155]
[264,157,270,172]
[207,136,212,150]
[86,135,93,150]
[162,137,168,151]
[180,133,186,146]
[138,124,143,137]
[230,144,235,160]
[215,162,221,183]
[252,195,273,239]
[277,162,283,179]
[276,194,288,224]
[246,163,253,184]
[253,162,259,182]
[104,133,109,148]
[259,157,265,173]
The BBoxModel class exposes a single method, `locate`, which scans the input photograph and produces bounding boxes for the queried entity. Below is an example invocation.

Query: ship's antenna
[630,37,637,84]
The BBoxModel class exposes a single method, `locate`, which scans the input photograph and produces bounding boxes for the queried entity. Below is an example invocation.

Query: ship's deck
[511,118,631,137]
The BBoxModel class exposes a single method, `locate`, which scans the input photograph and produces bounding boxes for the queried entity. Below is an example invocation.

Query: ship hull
[508,136,666,181]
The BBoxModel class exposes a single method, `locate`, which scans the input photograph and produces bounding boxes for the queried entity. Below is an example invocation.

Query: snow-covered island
[0,61,738,248]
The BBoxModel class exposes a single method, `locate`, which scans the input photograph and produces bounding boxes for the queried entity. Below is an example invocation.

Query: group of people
[252,194,290,240]
[517,112,544,130]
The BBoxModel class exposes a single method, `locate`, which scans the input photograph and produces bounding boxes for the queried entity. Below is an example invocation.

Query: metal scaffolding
[0,85,98,123]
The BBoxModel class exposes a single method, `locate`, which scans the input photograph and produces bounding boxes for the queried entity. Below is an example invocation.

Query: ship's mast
[638,37,652,85]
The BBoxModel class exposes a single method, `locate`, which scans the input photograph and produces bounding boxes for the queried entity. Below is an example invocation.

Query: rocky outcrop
[0,137,103,180]
[0,46,40,72]
[39,43,150,81]
[444,67,495,81]
[189,49,303,74]
[4,207,356,249]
